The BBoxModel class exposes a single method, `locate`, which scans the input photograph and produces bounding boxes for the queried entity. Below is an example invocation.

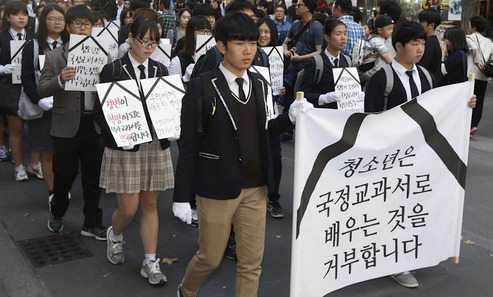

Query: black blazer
[21,39,50,104]
[364,64,437,112]
[93,53,170,151]
[299,52,351,108]
[173,67,294,202]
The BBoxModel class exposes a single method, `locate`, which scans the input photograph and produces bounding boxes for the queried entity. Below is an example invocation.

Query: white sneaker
[0,145,8,161]
[27,162,43,179]
[15,164,29,182]
[106,226,125,264]
[140,259,167,285]
[391,271,419,288]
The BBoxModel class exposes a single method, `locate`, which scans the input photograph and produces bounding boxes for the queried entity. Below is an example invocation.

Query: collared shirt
[392,59,422,102]
[219,63,250,99]
[116,4,124,21]
[337,15,365,57]
[158,10,175,34]
[128,51,149,86]
[276,18,291,33]
[10,28,27,40]
[46,36,63,50]
[324,49,340,67]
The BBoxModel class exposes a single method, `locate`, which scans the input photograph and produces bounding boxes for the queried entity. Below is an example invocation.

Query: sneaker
[267,200,284,219]
[27,162,43,179]
[391,271,419,288]
[140,259,167,285]
[177,284,185,297]
[0,145,8,161]
[191,206,198,226]
[106,226,125,264]
[15,164,29,182]
[470,127,478,138]
[47,215,63,232]
[81,225,107,241]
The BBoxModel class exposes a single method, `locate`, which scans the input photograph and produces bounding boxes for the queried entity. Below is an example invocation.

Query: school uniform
[174,65,293,297]
[441,50,467,86]
[94,52,174,194]
[299,49,351,108]
[364,60,437,112]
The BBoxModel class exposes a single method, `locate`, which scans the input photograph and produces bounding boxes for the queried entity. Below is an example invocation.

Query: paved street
[0,84,492,297]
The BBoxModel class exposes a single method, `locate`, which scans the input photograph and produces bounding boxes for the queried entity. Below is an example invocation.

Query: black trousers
[268,135,282,202]
[471,79,488,128]
[51,116,103,228]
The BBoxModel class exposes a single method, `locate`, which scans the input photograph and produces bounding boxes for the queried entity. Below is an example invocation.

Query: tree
[461,0,478,32]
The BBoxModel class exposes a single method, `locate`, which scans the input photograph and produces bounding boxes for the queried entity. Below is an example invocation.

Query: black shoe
[47,215,64,232]
[177,284,185,297]
[267,200,284,219]
[81,225,107,241]
[224,244,237,260]
[279,133,293,143]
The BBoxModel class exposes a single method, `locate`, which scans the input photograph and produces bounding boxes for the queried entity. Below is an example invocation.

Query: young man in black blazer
[173,12,312,297]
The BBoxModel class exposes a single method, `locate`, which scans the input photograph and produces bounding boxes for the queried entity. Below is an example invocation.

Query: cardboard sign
[96,79,152,147]
[66,34,108,91]
[39,55,45,71]
[105,20,120,28]
[140,74,185,139]
[150,39,172,67]
[263,46,284,96]
[10,40,28,84]
[195,35,215,62]
[92,25,119,61]
[333,67,363,112]
[249,65,277,121]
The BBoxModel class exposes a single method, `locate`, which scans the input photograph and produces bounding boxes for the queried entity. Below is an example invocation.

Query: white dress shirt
[324,49,340,67]
[391,59,422,102]
[46,36,63,50]
[219,63,250,100]
[10,28,26,40]
[128,51,149,86]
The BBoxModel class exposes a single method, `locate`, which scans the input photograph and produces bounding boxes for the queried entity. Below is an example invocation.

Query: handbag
[475,35,493,77]
[18,39,44,120]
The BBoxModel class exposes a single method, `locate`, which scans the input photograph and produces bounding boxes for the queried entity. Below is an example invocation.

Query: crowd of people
[0,0,488,295]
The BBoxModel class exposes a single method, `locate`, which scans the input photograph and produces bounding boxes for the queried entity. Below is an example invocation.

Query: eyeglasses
[136,38,158,49]
[296,3,306,7]
[46,17,65,23]
[196,29,212,35]
[71,20,92,28]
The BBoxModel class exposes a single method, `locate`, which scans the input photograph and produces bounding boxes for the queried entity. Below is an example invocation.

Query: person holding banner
[38,4,107,240]
[173,12,313,297]
[364,20,476,288]
[94,16,172,286]
[0,0,34,181]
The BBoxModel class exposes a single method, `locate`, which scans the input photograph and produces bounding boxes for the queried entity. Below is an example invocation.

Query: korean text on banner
[10,40,28,84]
[291,82,473,297]
[333,67,363,112]
[263,46,284,96]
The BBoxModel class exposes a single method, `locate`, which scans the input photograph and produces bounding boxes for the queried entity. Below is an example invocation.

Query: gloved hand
[318,91,342,105]
[167,131,180,141]
[355,91,365,102]
[38,96,53,111]
[288,98,314,123]
[1,64,15,75]
[183,63,195,82]
[121,139,134,150]
[173,202,192,224]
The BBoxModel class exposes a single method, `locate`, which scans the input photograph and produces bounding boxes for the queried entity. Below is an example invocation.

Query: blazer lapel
[121,53,136,81]
[211,68,239,131]
[249,71,268,130]
[62,43,69,63]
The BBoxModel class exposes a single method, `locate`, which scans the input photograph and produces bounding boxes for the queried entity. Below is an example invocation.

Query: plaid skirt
[99,140,174,194]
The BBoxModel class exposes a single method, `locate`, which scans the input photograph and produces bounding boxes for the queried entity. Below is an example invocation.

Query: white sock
[109,228,123,242]
[144,254,156,264]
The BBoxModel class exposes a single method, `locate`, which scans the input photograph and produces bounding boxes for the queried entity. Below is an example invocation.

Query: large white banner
[291,82,473,297]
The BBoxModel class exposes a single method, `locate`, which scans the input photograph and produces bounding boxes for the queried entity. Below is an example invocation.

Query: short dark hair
[350,6,362,23]
[470,16,486,33]
[275,5,286,13]
[378,0,401,23]
[214,12,259,47]
[182,15,211,56]
[324,19,346,36]
[2,0,29,32]
[130,0,150,11]
[225,0,255,15]
[257,17,278,47]
[444,26,468,54]
[130,16,160,41]
[65,4,95,24]
[255,8,265,19]
[334,0,352,14]
[37,4,69,48]
[159,0,170,10]
[418,8,441,29]
[132,8,158,22]
[120,7,132,24]
[392,21,426,50]
[192,3,215,17]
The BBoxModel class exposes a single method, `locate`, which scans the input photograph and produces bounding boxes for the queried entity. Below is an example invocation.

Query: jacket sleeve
[364,70,386,112]
[299,57,320,106]
[37,50,64,98]
[93,63,114,144]
[21,40,41,104]
[268,112,294,137]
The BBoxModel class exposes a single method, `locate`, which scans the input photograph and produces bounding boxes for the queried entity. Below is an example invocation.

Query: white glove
[38,97,53,111]
[183,63,195,82]
[1,64,15,75]
[288,99,314,123]
[355,91,365,102]
[167,131,180,141]
[121,139,135,150]
[318,91,342,105]
[173,202,192,224]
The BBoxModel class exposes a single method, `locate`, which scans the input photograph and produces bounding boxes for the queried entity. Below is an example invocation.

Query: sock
[48,190,54,196]
[144,254,156,264]
[109,228,123,242]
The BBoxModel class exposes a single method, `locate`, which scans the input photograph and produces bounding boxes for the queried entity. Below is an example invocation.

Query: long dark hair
[2,0,30,32]
[182,16,211,56]
[119,7,132,25]
[37,4,68,49]
[444,26,468,54]
[257,17,278,47]
[176,8,191,27]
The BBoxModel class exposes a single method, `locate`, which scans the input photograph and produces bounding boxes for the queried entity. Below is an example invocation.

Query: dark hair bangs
[130,16,160,41]
[65,5,95,24]
[215,12,258,45]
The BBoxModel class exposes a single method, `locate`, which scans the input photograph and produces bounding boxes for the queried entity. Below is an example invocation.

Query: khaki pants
[181,186,267,297]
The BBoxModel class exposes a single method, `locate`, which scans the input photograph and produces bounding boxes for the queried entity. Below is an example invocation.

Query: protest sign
[195,35,215,62]
[291,82,473,297]
[66,34,108,91]
[150,39,172,67]
[333,67,363,112]
[10,40,28,84]
[96,79,152,147]
[39,55,46,71]
[140,74,185,139]
[92,25,119,61]
[249,65,277,121]
[105,19,120,28]
[263,46,284,96]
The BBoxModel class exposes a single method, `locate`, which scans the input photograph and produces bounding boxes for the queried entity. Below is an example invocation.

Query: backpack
[293,53,351,94]
[381,64,433,111]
